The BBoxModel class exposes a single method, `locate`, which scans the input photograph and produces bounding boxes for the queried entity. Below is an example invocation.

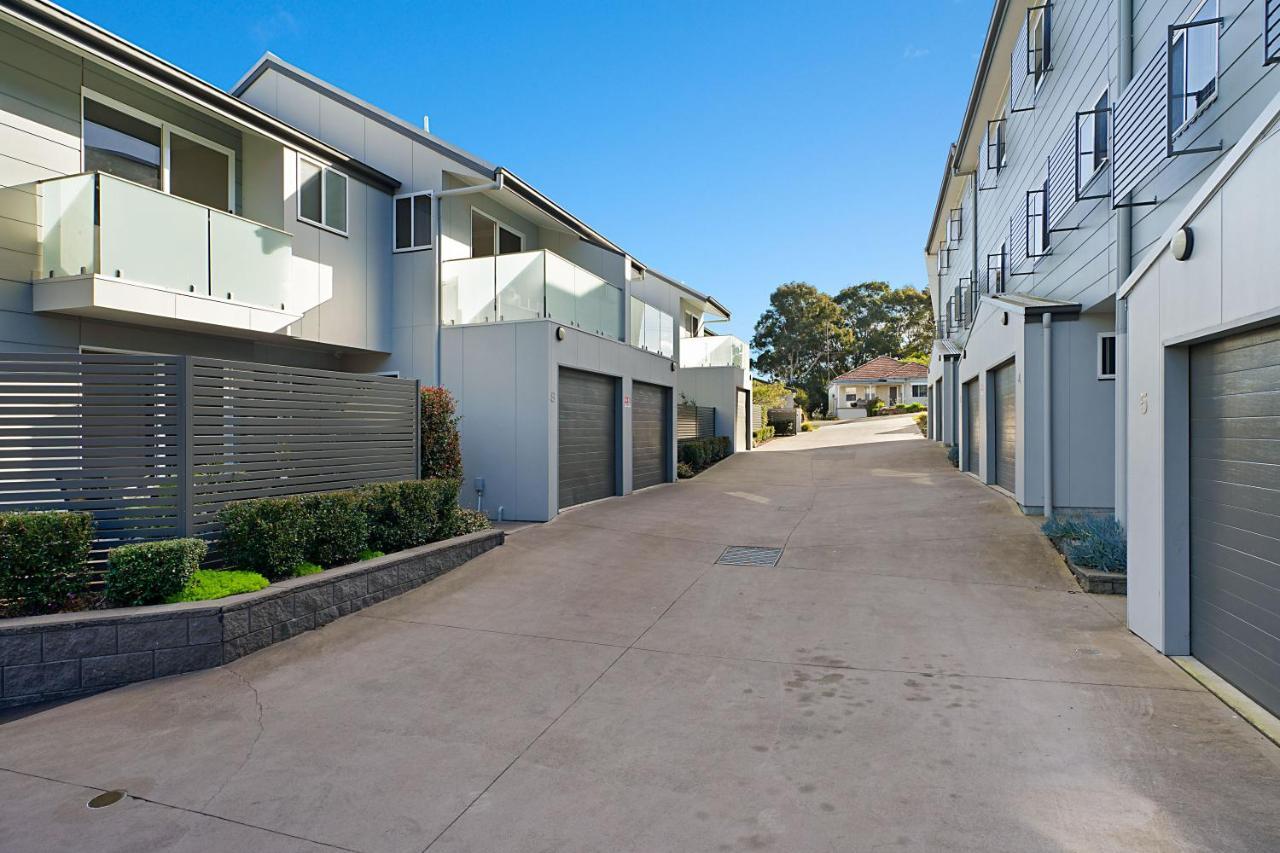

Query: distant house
[827,356,928,418]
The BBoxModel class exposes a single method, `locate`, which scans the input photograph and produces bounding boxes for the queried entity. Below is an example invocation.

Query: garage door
[1189,323,1280,717]
[632,381,670,490]
[964,379,982,474]
[558,368,616,509]
[737,388,749,450]
[993,361,1016,494]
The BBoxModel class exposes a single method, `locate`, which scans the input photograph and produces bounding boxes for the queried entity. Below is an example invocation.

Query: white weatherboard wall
[442,320,676,521]
[678,364,751,452]
[1123,95,1280,654]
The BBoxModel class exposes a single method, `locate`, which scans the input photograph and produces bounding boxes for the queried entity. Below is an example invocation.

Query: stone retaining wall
[0,530,503,710]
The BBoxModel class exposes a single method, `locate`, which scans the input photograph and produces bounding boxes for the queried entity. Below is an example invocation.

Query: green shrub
[1065,515,1127,573]
[678,436,731,472]
[363,478,460,553]
[1041,515,1086,544]
[753,425,775,444]
[357,549,385,561]
[449,507,492,536]
[946,445,959,467]
[866,399,885,417]
[291,562,324,577]
[900,402,925,412]
[915,413,928,435]
[166,569,269,603]
[0,510,93,615]
[676,462,695,479]
[104,538,207,607]
[219,497,309,581]
[297,490,368,568]
[420,387,463,481]
[800,421,816,432]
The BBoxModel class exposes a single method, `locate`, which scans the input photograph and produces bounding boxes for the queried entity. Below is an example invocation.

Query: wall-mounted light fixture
[1172,226,1194,261]
[555,326,566,341]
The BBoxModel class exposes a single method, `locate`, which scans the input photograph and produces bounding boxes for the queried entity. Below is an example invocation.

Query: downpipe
[1042,312,1053,518]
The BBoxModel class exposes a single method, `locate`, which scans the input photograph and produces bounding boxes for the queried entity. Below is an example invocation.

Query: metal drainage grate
[716,546,783,567]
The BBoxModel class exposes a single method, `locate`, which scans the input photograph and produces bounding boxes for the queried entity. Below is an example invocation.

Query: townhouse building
[1,0,747,530]
[926,0,1280,718]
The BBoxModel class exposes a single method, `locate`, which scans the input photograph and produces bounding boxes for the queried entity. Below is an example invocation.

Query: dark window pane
[395,197,412,249]
[83,99,161,188]
[498,225,522,255]
[169,133,230,211]
[324,170,347,232]
[413,194,432,247]
[299,159,322,223]
[471,211,495,258]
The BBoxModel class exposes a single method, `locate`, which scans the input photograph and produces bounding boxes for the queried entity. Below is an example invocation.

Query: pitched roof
[830,356,928,383]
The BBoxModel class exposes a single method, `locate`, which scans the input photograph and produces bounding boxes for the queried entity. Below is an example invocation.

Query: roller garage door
[1189,323,1280,716]
[964,379,982,474]
[738,388,749,450]
[632,381,670,490]
[993,361,1017,494]
[558,368,616,510]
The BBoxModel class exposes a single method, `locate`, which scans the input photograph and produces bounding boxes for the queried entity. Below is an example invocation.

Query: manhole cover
[717,546,783,567]
[87,790,126,809]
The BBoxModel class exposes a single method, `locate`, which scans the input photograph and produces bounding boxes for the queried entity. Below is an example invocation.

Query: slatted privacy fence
[676,403,716,441]
[1112,44,1168,204]
[0,353,419,570]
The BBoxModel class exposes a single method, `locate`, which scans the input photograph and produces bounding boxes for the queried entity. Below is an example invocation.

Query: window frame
[1097,332,1118,380]
[911,384,928,398]
[1030,6,1050,92]
[1170,0,1220,138]
[297,156,349,237]
[1027,182,1050,259]
[81,88,237,211]
[392,190,434,253]
[469,207,525,258]
[947,207,963,243]
[1077,87,1111,190]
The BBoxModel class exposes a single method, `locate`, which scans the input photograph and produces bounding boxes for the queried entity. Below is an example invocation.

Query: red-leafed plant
[420,387,462,481]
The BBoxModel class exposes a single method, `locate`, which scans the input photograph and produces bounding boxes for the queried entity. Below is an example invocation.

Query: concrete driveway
[2,414,1279,852]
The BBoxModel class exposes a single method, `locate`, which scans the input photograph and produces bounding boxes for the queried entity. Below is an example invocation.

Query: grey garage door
[1189,323,1280,717]
[558,368,616,510]
[737,388,749,450]
[632,381,670,490]
[993,361,1016,494]
[964,379,982,474]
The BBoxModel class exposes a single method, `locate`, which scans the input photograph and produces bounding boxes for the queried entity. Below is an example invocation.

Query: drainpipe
[1042,312,1053,518]
[431,173,505,385]
[1115,0,1134,524]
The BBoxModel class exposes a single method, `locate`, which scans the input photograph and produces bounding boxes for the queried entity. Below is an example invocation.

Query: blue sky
[64,0,989,342]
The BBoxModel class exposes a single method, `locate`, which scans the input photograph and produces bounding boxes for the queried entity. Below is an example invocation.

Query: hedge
[678,436,731,472]
[219,496,310,581]
[297,490,369,568]
[363,478,459,553]
[104,538,207,607]
[0,510,94,615]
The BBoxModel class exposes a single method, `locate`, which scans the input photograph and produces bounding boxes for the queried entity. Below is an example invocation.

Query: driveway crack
[202,666,265,810]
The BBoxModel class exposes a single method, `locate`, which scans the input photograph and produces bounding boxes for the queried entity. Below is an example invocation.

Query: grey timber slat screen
[0,353,184,567]
[1046,125,1076,227]
[1113,45,1168,204]
[676,403,715,441]
[1268,0,1280,64]
[0,353,418,570]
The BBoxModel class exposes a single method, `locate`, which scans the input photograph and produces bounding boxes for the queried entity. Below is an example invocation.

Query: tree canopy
[751,281,934,414]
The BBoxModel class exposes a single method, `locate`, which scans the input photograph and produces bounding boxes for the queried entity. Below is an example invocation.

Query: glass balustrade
[442,249,623,340]
[38,172,293,312]
[629,295,675,358]
[679,335,748,369]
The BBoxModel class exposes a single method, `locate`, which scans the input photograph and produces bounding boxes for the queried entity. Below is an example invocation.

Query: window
[470,208,523,258]
[1098,333,1117,380]
[1171,0,1219,133]
[1030,7,1050,88]
[394,191,433,251]
[987,245,1006,294]
[845,392,856,403]
[947,208,963,243]
[84,97,161,188]
[1078,89,1110,185]
[1028,182,1049,258]
[986,117,1007,172]
[682,311,700,337]
[912,384,928,398]
[298,158,348,234]
[82,91,235,211]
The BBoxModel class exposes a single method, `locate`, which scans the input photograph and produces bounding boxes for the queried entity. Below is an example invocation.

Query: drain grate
[716,546,783,567]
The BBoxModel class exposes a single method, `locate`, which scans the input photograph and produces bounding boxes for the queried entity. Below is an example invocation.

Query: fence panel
[0,353,419,571]
[188,358,418,548]
[676,403,715,441]
[0,353,184,567]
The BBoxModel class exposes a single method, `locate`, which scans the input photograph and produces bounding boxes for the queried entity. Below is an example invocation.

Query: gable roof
[830,356,928,384]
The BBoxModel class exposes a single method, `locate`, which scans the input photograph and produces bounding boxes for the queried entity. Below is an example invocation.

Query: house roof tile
[830,356,928,383]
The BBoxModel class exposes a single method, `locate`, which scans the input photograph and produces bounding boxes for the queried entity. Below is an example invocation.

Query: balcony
[35,172,298,335]
[679,334,748,370]
[441,250,623,340]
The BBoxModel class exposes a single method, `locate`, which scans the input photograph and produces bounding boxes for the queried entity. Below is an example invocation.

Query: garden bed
[1041,515,1127,595]
[1066,559,1127,595]
[0,529,503,710]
